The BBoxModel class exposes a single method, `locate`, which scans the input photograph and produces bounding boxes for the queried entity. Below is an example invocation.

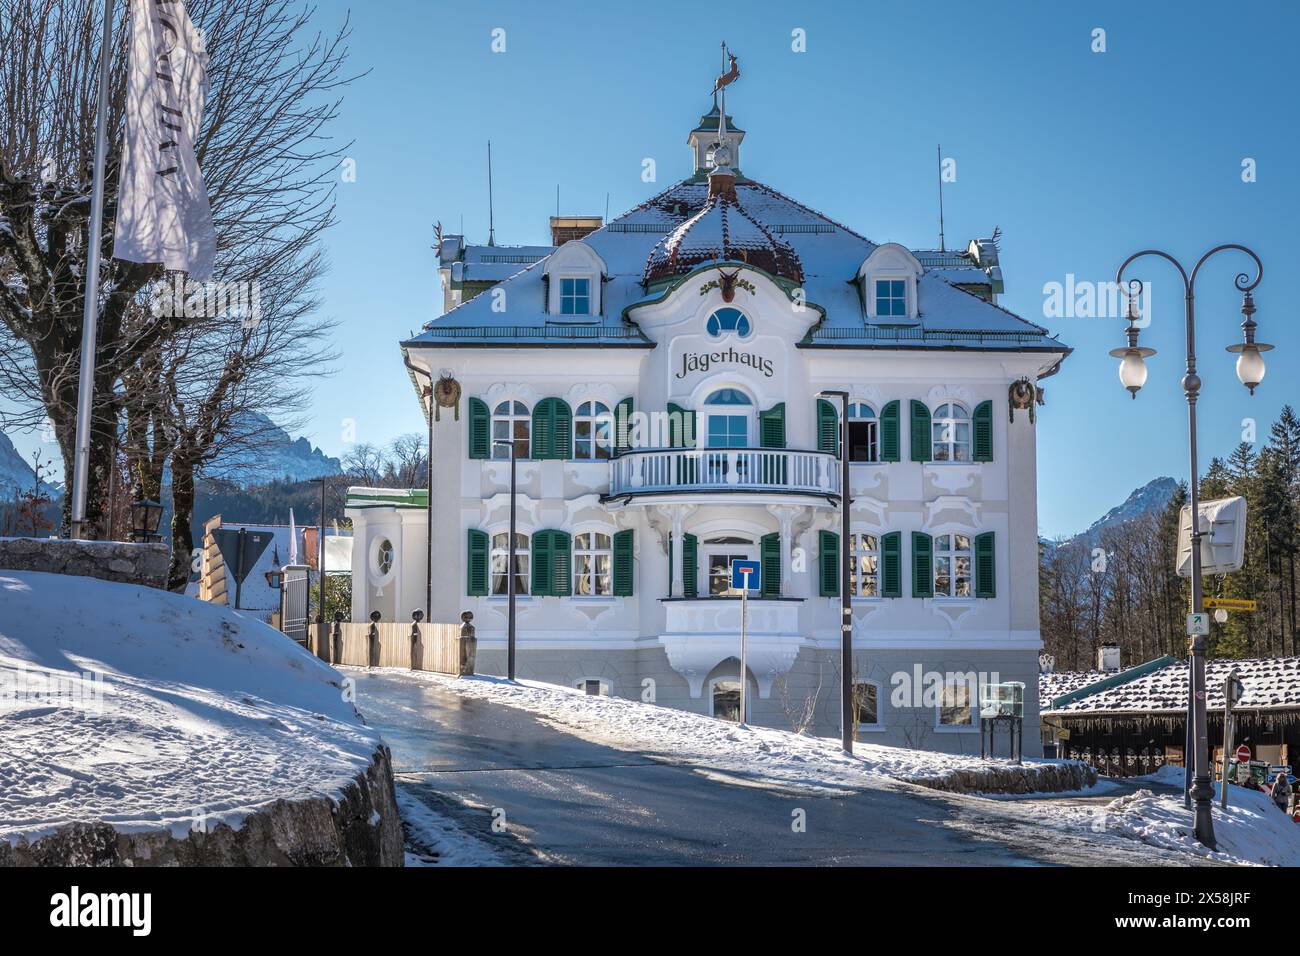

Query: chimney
[549,216,602,246]
[1097,643,1121,673]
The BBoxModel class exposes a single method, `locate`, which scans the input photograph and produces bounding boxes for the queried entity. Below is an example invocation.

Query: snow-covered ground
[359,668,1300,867]
[0,572,381,845]
[349,668,1078,792]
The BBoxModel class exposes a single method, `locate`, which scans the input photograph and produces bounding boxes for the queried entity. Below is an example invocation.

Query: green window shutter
[552,400,573,460]
[910,400,932,463]
[881,531,902,598]
[467,529,489,596]
[912,531,933,598]
[972,400,993,462]
[975,531,996,598]
[614,397,634,455]
[760,532,781,597]
[613,529,634,597]
[468,398,490,460]
[759,403,786,449]
[880,400,901,462]
[551,530,572,597]
[667,402,696,449]
[532,398,572,460]
[682,532,699,598]
[819,530,840,597]
[531,530,554,596]
[816,399,839,457]
[532,400,553,460]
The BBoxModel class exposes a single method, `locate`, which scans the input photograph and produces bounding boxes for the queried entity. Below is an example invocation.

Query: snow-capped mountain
[0,431,59,500]
[1045,476,1179,550]
[1080,476,1179,540]
[206,412,342,487]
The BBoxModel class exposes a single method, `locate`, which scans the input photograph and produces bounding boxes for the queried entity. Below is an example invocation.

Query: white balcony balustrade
[609,447,839,498]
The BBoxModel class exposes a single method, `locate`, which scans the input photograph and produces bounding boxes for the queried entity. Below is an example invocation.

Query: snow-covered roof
[405,175,1068,354]
[1042,657,1300,716]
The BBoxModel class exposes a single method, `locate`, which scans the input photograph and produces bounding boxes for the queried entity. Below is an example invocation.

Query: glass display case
[979,681,1026,719]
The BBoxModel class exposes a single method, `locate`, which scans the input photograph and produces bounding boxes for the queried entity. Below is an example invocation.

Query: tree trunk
[168,456,197,592]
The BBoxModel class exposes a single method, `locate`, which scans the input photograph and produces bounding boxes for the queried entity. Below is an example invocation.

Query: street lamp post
[492,437,519,680]
[1112,243,1268,851]
[819,389,854,754]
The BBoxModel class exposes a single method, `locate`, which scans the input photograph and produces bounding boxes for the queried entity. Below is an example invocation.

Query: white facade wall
[346,265,1060,753]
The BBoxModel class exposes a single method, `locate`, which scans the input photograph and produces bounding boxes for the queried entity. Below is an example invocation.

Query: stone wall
[0,537,169,589]
[0,747,405,867]
[902,759,1097,796]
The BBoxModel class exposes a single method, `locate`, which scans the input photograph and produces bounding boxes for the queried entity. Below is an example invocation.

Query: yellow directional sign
[1204,597,1258,612]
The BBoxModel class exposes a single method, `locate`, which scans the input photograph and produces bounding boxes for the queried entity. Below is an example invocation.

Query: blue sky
[19,0,1298,538]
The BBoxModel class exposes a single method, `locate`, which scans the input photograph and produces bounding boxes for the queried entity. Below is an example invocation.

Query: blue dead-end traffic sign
[731,559,760,592]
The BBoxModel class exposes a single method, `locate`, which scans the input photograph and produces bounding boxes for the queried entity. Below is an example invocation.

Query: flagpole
[70,0,117,540]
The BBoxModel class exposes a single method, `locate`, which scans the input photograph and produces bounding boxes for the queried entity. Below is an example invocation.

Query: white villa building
[347,92,1069,751]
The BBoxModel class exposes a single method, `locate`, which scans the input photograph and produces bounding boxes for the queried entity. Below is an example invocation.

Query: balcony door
[703,388,752,483]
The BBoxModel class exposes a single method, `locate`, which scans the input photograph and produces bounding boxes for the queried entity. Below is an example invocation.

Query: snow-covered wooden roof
[1041,657,1300,716]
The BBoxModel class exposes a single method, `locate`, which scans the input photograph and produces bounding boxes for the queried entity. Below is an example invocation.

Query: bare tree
[0,0,357,536]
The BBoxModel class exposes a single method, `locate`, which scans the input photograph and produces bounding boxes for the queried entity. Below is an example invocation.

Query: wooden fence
[308,613,476,676]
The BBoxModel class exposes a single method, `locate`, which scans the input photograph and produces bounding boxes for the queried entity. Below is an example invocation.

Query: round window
[705,307,751,339]
[374,538,394,577]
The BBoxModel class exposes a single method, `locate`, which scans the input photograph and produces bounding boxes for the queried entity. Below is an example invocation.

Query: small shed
[1040,656,1300,777]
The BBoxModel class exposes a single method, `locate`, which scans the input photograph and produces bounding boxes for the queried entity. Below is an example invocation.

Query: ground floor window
[854,682,879,734]
[711,678,743,722]
[573,531,613,596]
[491,531,530,596]
[939,681,975,727]
[577,678,610,696]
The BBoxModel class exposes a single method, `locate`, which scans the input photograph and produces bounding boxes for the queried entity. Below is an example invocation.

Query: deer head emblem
[717,266,742,303]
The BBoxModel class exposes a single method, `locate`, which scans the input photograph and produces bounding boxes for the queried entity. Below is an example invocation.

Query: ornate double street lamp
[492,438,519,680]
[1112,244,1268,850]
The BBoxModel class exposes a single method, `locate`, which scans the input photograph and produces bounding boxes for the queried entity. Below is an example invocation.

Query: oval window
[375,538,394,577]
[705,307,751,339]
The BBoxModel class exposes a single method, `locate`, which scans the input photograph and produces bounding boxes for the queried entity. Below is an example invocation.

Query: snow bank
[0,572,386,853]
[1028,781,1300,867]
[358,669,1092,795]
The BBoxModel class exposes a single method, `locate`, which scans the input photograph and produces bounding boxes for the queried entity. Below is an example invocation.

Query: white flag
[113,0,216,281]
[288,508,298,565]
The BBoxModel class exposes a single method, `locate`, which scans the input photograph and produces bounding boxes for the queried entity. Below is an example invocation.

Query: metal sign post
[1221,671,1244,808]
[731,559,760,727]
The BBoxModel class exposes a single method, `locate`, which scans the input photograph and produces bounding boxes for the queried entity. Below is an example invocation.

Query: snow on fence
[309,613,476,676]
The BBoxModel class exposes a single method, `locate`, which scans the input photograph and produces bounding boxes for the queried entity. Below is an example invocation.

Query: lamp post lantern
[1113,243,1267,851]
[492,437,519,680]
[818,389,854,754]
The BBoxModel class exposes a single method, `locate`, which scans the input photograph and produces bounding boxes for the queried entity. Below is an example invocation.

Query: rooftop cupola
[688,44,745,175]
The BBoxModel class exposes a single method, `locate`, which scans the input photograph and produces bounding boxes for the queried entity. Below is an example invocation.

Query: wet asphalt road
[349,670,1201,867]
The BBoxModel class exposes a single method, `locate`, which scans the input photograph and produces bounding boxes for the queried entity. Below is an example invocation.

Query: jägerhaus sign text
[676,346,775,379]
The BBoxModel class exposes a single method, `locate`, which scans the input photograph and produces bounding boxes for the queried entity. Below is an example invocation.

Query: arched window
[848,402,878,463]
[492,400,530,460]
[711,678,743,721]
[934,533,973,598]
[932,402,971,462]
[705,307,752,339]
[574,401,613,461]
[703,389,751,449]
[490,531,530,595]
[573,531,613,596]
[849,532,879,597]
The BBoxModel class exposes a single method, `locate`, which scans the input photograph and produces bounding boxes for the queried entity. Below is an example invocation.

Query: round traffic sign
[1236,744,1252,763]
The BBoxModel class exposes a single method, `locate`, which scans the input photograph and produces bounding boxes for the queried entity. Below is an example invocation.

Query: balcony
[608,447,840,500]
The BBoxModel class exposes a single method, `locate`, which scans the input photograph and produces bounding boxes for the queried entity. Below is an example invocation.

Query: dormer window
[857,243,923,324]
[560,277,591,316]
[874,280,907,318]
[543,240,606,319]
